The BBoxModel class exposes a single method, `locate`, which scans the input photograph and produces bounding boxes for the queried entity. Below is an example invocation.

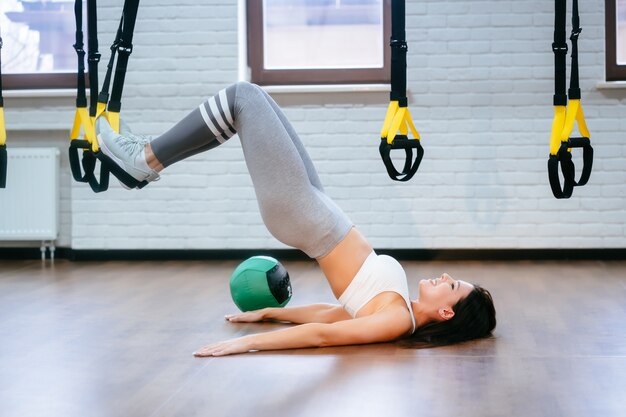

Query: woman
[96,81,496,357]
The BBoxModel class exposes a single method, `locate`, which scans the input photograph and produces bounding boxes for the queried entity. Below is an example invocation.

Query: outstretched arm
[226,303,352,324]
[194,307,410,357]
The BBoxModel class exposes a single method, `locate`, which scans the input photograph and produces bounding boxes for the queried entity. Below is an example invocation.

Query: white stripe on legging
[218,89,234,127]
[198,102,226,143]
[208,96,232,139]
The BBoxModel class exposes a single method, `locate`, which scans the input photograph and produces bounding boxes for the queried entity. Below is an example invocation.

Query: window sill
[3,89,77,98]
[596,81,626,90]
[261,84,390,94]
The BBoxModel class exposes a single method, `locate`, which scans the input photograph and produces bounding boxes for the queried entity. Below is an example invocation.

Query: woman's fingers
[224,312,260,322]
[193,338,251,357]
[193,343,222,357]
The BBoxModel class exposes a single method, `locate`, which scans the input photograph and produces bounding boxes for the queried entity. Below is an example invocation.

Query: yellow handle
[380,101,421,145]
[559,99,590,140]
[107,111,121,134]
[69,107,99,152]
[380,101,399,139]
[551,100,591,156]
[0,107,6,146]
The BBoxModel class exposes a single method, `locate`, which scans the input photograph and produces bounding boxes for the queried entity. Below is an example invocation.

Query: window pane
[263,0,384,70]
[1,0,76,74]
[618,0,626,64]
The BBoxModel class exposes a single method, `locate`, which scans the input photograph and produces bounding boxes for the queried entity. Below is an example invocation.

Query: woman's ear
[437,307,455,321]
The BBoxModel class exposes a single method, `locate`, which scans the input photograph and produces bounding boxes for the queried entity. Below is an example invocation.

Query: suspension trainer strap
[564,0,593,187]
[69,0,149,192]
[87,0,101,118]
[69,0,109,193]
[88,0,147,190]
[547,0,572,198]
[552,0,568,108]
[379,0,423,182]
[568,0,581,101]
[547,0,593,199]
[83,0,113,192]
[0,31,7,188]
[106,0,141,132]
[389,0,407,108]
[97,17,124,119]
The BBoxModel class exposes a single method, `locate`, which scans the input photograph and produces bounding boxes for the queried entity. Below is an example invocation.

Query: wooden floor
[1,258,625,417]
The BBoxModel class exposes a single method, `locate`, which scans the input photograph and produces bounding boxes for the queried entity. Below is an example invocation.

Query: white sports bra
[338,251,416,333]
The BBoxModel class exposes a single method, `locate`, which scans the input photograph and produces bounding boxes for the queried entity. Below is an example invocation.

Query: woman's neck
[411,300,436,329]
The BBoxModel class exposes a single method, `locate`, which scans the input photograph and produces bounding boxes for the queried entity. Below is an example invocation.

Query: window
[247,0,391,85]
[606,0,626,81]
[1,0,78,89]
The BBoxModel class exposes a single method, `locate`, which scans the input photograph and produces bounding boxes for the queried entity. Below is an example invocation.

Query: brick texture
[4,0,625,251]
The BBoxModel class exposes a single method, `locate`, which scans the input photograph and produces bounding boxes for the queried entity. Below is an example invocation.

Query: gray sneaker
[119,118,146,139]
[96,117,160,186]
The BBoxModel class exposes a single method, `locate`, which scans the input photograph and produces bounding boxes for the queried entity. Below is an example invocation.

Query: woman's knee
[234,81,264,97]
[233,81,267,116]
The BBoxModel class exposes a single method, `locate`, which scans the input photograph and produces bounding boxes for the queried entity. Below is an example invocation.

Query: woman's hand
[193,336,253,357]
[224,309,267,323]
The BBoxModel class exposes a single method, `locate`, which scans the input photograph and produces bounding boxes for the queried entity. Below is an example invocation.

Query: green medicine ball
[230,256,292,312]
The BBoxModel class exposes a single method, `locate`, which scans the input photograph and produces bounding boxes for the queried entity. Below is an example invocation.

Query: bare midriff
[316,227,374,299]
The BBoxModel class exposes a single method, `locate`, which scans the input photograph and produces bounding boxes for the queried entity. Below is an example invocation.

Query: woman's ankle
[145,144,165,172]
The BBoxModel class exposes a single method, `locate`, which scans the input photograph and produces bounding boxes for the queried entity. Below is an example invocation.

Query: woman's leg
[230,81,353,258]
[149,85,237,167]
[255,88,325,192]
[150,85,323,193]
[98,82,352,258]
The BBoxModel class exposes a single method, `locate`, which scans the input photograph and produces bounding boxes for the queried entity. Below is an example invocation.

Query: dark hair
[399,284,496,348]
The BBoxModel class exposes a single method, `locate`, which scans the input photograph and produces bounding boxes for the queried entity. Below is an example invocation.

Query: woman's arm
[194,306,410,357]
[226,303,352,324]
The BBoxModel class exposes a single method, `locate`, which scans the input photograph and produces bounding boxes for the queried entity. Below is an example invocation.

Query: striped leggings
[150,81,353,258]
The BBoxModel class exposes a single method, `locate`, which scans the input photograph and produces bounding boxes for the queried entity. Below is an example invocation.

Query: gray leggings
[150,81,353,258]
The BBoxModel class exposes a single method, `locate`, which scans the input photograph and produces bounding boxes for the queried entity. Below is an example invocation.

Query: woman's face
[418,273,474,319]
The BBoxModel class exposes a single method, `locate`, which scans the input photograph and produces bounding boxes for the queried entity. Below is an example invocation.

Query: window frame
[606,0,626,81]
[246,0,391,86]
[2,73,77,90]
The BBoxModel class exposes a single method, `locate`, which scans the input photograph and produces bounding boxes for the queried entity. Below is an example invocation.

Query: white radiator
[0,148,60,251]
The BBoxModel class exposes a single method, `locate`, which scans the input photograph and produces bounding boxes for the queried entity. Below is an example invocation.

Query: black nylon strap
[98,17,124,106]
[87,0,101,117]
[548,153,574,199]
[379,137,423,182]
[389,0,407,106]
[87,156,111,193]
[94,150,148,189]
[69,140,95,183]
[0,146,6,189]
[108,0,141,113]
[568,0,581,100]
[73,0,87,109]
[553,0,567,106]
[567,137,593,186]
[547,137,593,198]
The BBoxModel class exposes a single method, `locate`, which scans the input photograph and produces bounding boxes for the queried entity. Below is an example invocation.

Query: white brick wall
[4,0,625,250]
